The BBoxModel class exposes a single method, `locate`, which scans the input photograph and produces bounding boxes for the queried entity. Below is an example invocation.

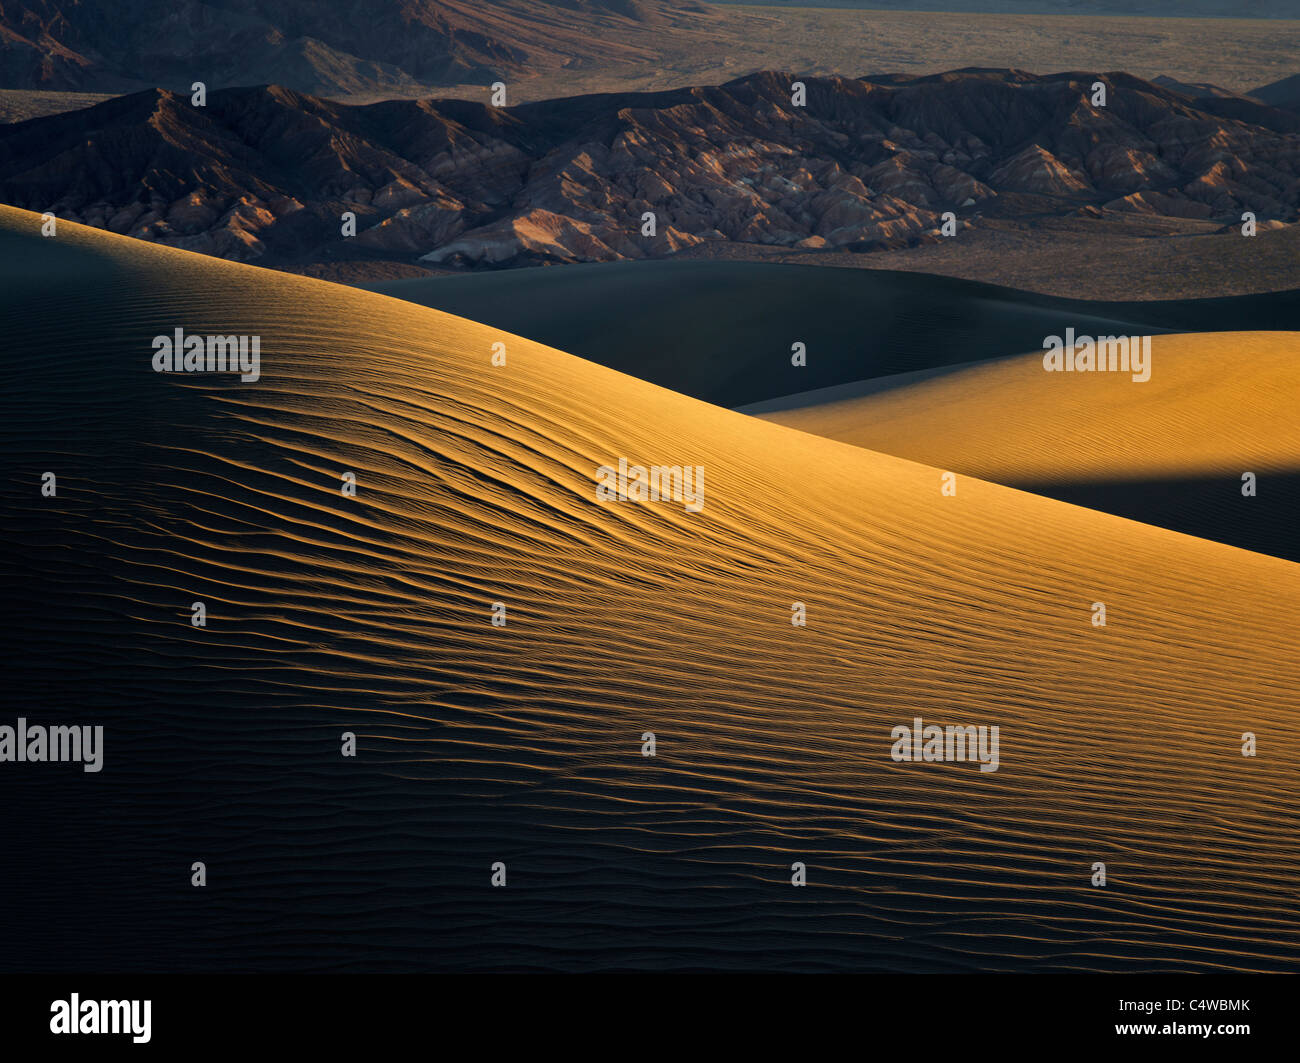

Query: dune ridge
[745,332,1300,480]
[746,332,1300,560]
[366,261,1300,407]
[1,206,1298,972]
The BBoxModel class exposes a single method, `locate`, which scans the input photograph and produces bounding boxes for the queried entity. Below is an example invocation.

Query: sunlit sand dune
[744,333,1300,480]
[2,206,1298,973]
[745,334,1300,560]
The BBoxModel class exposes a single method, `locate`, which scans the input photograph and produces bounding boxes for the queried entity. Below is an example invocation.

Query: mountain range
[1,68,1297,270]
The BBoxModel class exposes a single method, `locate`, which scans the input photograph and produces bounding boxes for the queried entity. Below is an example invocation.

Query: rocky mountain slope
[1,68,1297,268]
[0,0,713,94]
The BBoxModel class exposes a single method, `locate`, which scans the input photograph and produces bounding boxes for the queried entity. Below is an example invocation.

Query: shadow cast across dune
[365,260,1300,407]
[1013,472,1300,563]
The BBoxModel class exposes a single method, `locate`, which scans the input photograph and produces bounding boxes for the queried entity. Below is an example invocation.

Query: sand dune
[366,261,1300,407]
[746,333,1300,560]
[2,205,1299,972]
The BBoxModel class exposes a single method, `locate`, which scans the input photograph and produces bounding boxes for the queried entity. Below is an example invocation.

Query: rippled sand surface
[2,206,1297,972]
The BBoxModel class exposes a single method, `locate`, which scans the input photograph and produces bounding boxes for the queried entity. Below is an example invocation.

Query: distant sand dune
[745,333,1300,480]
[746,333,1300,560]
[366,261,1300,408]
[2,206,1298,972]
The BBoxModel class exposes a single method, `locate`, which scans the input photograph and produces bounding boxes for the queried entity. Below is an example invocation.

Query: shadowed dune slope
[745,334,1300,561]
[2,206,1299,973]
[365,261,1300,407]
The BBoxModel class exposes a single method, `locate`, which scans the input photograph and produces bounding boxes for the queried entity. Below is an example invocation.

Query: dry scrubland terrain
[369,7,1300,103]
[0,88,113,122]
[678,219,1300,301]
[3,206,1299,970]
[5,3,1297,106]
